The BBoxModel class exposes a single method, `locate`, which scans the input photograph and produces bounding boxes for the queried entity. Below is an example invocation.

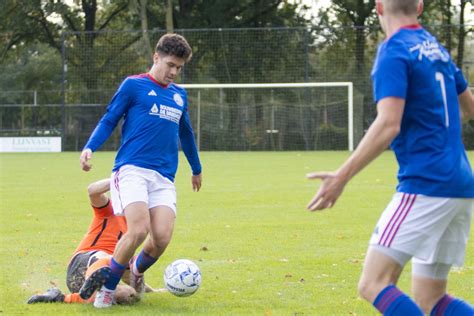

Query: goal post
[181,82,354,151]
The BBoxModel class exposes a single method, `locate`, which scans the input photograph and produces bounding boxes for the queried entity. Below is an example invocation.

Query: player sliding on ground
[79,33,202,308]
[27,179,157,305]
[307,0,474,315]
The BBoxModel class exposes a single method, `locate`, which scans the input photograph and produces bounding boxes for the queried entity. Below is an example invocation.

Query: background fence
[1,26,473,150]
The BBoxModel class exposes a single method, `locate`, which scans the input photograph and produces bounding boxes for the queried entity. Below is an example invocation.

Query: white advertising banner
[0,137,62,152]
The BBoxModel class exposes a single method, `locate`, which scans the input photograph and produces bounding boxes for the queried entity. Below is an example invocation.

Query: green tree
[1,0,139,91]
[313,0,378,147]
[0,42,62,134]
[455,0,472,68]
[140,0,313,149]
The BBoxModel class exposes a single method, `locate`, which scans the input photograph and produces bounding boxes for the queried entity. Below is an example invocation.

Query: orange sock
[64,293,95,304]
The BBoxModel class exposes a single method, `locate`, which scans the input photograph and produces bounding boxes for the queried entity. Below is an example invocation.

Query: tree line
[0,0,472,150]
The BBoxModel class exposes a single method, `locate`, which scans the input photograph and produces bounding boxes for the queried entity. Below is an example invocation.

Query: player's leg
[93,166,153,308]
[130,205,175,297]
[143,174,176,261]
[361,193,439,315]
[412,263,448,313]
[79,257,112,300]
[412,263,473,315]
[412,198,473,315]
[143,205,175,259]
[358,246,404,301]
[64,293,92,304]
[114,202,150,264]
[66,252,92,293]
[129,172,177,296]
[65,286,137,305]
[27,288,65,304]
[92,202,149,307]
[358,245,423,315]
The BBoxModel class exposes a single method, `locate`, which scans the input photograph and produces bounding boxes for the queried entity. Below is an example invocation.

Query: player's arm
[87,179,110,207]
[80,79,133,171]
[307,97,404,211]
[458,87,474,122]
[80,114,120,171]
[179,109,202,192]
[451,60,473,122]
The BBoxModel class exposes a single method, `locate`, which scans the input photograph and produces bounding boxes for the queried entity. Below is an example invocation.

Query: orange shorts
[85,257,111,279]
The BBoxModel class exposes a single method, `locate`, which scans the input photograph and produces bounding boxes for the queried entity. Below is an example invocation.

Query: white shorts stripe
[384,194,417,247]
[110,164,177,216]
[370,193,473,266]
[378,193,408,246]
[113,169,124,212]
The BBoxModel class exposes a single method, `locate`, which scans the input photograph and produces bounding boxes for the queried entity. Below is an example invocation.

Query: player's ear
[153,52,160,64]
[417,0,424,16]
[375,1,383,16]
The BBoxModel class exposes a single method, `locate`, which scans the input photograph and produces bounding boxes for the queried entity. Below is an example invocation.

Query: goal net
[182,82,354,151]
[0,82,356,151]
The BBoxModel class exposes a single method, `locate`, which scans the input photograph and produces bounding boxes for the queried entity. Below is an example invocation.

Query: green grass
[1,151,473,315]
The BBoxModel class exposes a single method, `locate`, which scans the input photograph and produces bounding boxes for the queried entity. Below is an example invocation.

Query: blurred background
[1,0,473,151]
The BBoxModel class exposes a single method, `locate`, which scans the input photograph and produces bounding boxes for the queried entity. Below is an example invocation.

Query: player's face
[153,53,185,85]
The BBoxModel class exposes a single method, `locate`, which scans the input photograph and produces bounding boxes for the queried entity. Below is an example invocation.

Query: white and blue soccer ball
[163,259,201,297]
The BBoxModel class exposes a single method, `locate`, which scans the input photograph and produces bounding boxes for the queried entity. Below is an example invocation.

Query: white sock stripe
[132,258,142,276]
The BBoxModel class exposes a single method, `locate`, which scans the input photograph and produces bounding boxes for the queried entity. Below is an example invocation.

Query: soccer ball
[163,259,201,297]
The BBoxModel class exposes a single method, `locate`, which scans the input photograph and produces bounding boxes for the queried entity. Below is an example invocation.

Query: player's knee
[126,229,148,246]
[150,229,173,249]
[357,277,387,303]
[357,278,374,302]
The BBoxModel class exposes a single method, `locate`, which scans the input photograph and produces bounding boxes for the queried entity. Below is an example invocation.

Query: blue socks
[135,250,158,274]
[373,285,423,316]
[430,294,474,316]
[104,251,158,291]
[372,285,473,316]
[104,258,126,290]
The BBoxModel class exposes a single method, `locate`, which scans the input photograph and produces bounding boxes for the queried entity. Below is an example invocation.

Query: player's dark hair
[155,33,192,62]
[383,0,419,15]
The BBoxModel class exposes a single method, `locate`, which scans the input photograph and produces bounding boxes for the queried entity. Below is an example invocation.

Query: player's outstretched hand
[306,171,347,211]
[80,148,93,172]
[192,173,202,192]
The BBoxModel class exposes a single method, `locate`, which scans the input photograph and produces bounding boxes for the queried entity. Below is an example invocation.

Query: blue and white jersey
[84,73,201,182]
[371,25,473,198]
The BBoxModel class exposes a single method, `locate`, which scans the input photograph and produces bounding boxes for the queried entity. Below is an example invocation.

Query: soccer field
[1,151,473,315]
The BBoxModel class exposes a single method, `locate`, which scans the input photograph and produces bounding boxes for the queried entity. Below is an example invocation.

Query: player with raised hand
[79,33,202,308]
[307,0,474,315]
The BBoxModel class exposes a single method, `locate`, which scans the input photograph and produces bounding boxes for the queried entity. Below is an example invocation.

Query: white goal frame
[181,82,354,151]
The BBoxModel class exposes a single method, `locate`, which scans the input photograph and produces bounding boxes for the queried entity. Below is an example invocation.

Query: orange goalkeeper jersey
[72,200,127,256]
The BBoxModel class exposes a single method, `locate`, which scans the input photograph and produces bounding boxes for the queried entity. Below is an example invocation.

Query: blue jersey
[84,73,201,182]
[371,25,473,198]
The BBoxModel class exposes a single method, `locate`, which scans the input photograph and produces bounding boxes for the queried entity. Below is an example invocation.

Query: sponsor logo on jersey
[148,90,157,96]
[409,40,449,62]
[150,103,159,114]
[149,103,182,124]
[173,93,184,107]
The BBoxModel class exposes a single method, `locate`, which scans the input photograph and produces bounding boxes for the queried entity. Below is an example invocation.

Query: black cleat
[79,266,111,300]
[27,288,65,304]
